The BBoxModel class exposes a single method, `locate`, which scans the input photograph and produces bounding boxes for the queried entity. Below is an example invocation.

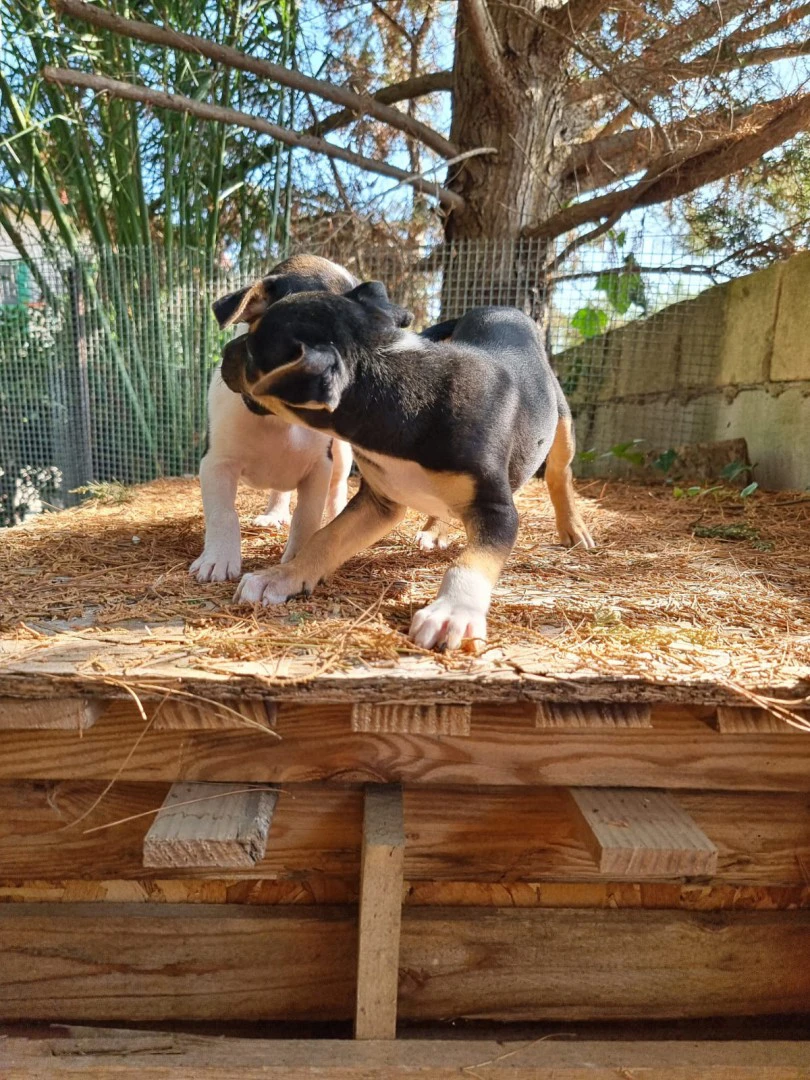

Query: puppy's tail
[419,318,459,342]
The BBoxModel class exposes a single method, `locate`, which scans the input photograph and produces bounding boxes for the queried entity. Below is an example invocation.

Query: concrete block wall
[554,252,810,490]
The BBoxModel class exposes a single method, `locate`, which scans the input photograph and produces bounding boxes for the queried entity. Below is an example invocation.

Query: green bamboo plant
[0,0,297,518]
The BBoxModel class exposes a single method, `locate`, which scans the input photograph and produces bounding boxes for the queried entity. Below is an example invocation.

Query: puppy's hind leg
[236,481,405,606]
[324,438,352,523]
[545,413,596,550]
[254,489,292,530]
[410,492,519,652]
[415,516,451,551]
[281,451,332,564]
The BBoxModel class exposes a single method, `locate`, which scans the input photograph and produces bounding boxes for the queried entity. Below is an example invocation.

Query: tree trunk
[441,1,574,315]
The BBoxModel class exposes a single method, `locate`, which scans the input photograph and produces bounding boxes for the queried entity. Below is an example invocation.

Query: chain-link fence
[0,233,743,526]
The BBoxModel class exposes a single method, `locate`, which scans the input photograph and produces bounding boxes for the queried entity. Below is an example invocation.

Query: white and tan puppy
[190,255,356,583]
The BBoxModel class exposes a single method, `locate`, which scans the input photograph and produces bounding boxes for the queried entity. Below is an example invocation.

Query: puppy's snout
[221,338,248,393]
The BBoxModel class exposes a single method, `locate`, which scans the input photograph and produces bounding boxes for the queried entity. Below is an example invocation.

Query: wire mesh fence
[0,231,745,526]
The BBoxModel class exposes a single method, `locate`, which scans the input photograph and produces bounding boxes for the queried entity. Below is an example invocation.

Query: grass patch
[70,480,134,505]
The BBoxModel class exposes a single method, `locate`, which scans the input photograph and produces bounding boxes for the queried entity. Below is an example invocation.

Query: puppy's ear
[212,274,286,329]
[346,280,413,328]
[262,342,348,412]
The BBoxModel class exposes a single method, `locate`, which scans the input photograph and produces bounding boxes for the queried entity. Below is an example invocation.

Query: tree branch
[569,0,756,104]
[529,91,810,238]
[307,71,454,139]
[42,67,465,211]
[459,0,515,117]
[574,38,810,106]
[48,0,459,159]
[564,103,761,195]
[548,0,616,36]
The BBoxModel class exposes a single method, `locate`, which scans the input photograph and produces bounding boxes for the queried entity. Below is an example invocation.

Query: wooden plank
[1,634,807,709]
[0,905,356,1021]
[2,1032,810,1080]
[535,701,651,729]
[0,905,809,1023]
[2,879,808,911]
[355,786,405,1040]
[568,788,718,878]
[2,701,810,790]
[1,782,809,887]
[713,706,805,734]
[152,699,276,731]
[398,908,810,1021]
[142,783,278,869]
[0,697,104,731]
[352,702,471,736]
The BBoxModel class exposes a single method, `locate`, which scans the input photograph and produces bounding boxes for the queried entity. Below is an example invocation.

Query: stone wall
[554,252,810,490]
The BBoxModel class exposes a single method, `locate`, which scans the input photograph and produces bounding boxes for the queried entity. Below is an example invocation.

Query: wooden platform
[0,477,807,706]
[0,480,808,1033]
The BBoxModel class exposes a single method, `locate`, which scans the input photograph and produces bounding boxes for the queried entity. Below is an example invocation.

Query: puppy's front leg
[409,494,519,651]
[190,456,242,582]
[236,481,405,606]
[281,450,332,563]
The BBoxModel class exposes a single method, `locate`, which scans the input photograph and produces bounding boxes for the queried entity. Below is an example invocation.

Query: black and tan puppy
[220,282,595,650]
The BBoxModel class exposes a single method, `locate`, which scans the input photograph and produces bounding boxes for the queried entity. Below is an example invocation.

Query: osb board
[1,781,809,887]
[0,479,808,706]
[0,904,808,1022]
[3,1030,810,1080]
[2,879,809,910]
[1,701,809,790]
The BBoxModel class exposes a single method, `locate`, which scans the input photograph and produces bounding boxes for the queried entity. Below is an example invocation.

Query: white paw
[253,511,292,530]
[416,524,451,552]
[409,598,487,652]
[234,566,308,606]
[558,517,597,550]
[190,547,241,582]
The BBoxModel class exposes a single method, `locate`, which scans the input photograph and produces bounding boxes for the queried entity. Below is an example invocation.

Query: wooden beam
[351,703,471,735]
[355,786,405,1040]
[2,1029,810,1078]
[713,706,804,734]
[0,696,104,730]
[0,905,356,1021]
[535,702,651,729]
[0,905,809,1022]
[2,782,809,887]
[142,783,278,869]
[398,907,810,1021]
[3,701,810,791]
[568,788,718,878]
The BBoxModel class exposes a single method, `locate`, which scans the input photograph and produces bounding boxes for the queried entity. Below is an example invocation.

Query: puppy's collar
[241,393,272,417]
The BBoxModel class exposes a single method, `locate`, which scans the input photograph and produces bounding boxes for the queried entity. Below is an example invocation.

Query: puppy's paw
[409,598,487,653]
[253,510,292,530]
[235,566,309,606]
[415,519,451,552]
[558,515,596,551]
[190,548,241,583]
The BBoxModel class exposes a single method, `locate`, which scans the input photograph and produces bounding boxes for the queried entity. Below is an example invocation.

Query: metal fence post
[64,256,94,502]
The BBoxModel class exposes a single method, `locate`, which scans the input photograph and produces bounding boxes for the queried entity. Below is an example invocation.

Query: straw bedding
[0,477,808,690]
